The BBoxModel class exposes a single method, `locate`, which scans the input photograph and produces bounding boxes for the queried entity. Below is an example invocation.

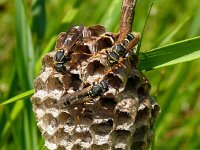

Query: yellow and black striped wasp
[84,32,140,67]
[106,32,140,67]
[59,80,109,107]
[53,25,84,74]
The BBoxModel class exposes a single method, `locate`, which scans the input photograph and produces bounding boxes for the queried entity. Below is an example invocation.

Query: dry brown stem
[118,0,137,42]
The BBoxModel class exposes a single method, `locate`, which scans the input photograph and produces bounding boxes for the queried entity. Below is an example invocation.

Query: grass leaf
[0,89,34,106]
[137,1,153,54]
[16,0,34,89]
[188,5,200,37]
[158,16,190,46]
[100,0,121,31]
[138,36,200,71]
[32,0,46,41]
[1,101,24,139]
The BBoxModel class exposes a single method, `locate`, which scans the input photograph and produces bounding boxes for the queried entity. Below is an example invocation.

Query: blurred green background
[0,0,200,149]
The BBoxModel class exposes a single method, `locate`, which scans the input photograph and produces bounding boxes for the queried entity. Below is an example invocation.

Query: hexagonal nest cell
[31,25,160,150]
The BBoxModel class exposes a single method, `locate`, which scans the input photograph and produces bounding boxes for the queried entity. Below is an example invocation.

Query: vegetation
[0,0,199,149]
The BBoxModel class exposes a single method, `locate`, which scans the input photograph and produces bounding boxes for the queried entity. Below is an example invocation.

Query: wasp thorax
[53,50,71,74]
[54,50,70,63]
[112,44,126,56]
[88,80,108,97]
[31,25,160,150]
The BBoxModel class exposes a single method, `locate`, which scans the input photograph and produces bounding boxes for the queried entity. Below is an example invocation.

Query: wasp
[53,25,84,73]
[106,44,126,66]
[59,80,109,106]
[53,50,70,74]
[106,32,140,66]
[88,80,108,97]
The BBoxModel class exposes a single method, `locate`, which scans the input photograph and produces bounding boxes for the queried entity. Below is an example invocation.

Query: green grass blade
[100,0,121,31]
[0,89,34,106]
[15,0,29,89]
[32,0,46,41]
[0,65,16,101]
[188,5,200,37]
[1,101,24,138]
[137,1,153,54]
[27,26,35,85]
[138,36,200,71]
[23,109,31,150]
[30,113,39,150]
[154,65,189,149]
[16,0,35,89]
[158,17,190,46]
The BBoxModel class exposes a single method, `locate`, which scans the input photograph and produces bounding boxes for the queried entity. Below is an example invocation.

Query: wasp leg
[72,49,107,59]
[104,58,130,75]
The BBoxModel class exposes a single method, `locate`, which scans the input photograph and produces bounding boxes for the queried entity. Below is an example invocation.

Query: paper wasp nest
[31,25,160,150]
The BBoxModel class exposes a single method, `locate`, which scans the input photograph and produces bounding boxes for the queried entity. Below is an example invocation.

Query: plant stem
[118,0,137,42]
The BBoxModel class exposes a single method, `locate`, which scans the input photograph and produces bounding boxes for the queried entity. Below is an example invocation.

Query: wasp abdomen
[107,51,120,65]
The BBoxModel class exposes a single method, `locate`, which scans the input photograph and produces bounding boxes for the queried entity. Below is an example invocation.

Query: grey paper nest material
[31,25,160,150]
